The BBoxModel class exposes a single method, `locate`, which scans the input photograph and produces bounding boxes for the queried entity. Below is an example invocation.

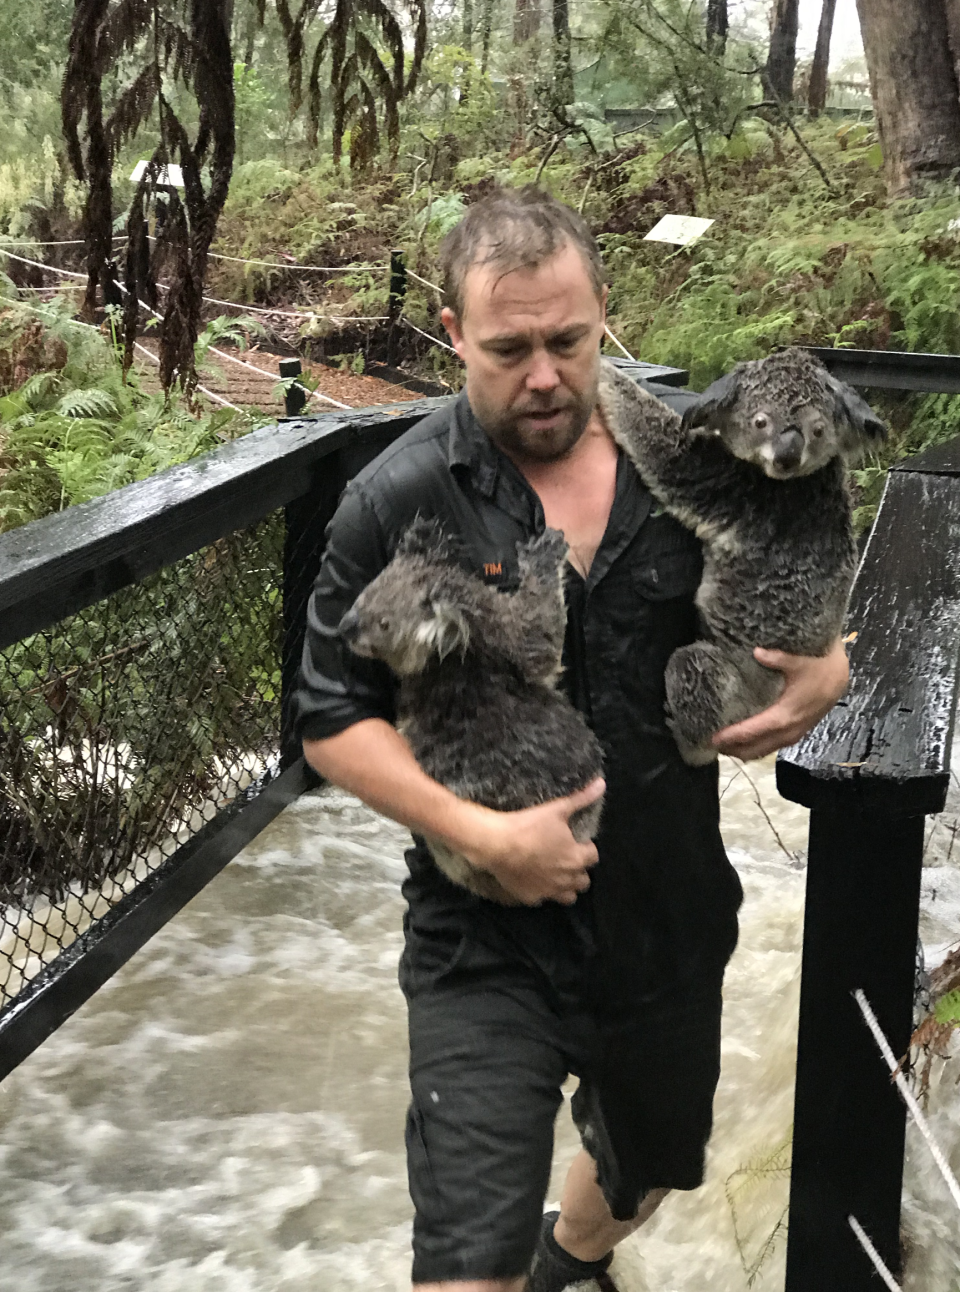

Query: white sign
[129,160,185,188]
[644,215,715,246]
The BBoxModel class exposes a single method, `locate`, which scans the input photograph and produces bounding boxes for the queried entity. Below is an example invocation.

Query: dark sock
[527,1211,613,1292]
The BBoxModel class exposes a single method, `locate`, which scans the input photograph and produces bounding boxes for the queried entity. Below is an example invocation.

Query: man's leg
[406,980,569,1290]
[415,1281,525,1292]
[553,1148,668,1260]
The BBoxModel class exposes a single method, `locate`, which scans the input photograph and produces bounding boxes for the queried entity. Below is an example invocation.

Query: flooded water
[0,756,958,1291]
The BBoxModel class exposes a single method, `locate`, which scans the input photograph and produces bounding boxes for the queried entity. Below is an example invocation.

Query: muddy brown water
[0,756,958,1291]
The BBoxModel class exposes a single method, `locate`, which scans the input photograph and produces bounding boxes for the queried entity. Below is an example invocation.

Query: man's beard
[472,373,599,464]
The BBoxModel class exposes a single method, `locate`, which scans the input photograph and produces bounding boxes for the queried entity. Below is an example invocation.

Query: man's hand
[712,637,849,762]
[464,778,605,907]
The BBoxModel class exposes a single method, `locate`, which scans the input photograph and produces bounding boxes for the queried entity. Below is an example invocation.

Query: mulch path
[133,339,424,414]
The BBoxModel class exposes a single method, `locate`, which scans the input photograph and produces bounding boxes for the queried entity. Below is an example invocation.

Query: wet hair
[439,185,606,320]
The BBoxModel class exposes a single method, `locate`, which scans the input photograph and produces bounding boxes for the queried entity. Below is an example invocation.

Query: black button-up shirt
[295,382,742,1014]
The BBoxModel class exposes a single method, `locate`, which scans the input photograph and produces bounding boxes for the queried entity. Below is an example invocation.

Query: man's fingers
[564,777,606,814]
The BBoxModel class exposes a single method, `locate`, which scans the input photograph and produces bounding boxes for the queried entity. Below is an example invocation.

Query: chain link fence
[0,513,291,1009]
[0,397,439,1072]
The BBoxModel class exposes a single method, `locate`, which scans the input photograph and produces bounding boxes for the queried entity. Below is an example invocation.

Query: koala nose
[773,427,804,472]
[339,607,361,641]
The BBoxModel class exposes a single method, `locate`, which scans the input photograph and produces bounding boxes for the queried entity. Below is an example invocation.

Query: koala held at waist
[339,519,604,903]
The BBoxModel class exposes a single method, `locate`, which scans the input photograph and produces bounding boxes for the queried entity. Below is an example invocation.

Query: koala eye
[812,426,824,439]
[754,414,769,431]
[379,616,390,631]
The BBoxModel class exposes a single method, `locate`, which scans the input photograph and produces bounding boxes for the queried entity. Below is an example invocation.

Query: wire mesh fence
[0,511,296,1013]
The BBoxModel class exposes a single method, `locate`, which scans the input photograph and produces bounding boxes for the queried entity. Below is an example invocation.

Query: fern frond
[55,388,119,420]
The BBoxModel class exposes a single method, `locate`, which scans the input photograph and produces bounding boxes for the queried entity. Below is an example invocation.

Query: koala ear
[416,601,471,660]
[397,516,456,561]
[827,376,888,453]
[680,371,741,436]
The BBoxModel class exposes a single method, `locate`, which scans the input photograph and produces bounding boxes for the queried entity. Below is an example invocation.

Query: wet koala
[598,348,887,765]
[339,519,604,903]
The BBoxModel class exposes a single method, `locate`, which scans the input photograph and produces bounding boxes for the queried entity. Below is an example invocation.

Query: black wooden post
[778,446,960,1290]
[279,357,307,417]
[387,248,407,367]
[784,808,923,1287]
[280,454,348,771]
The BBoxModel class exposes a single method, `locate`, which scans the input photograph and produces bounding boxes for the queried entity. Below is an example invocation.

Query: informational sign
[129,160,185,188]
[644,215,715,246]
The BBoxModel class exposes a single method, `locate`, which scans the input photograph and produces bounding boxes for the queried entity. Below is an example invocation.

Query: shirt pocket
[633,548,703,602]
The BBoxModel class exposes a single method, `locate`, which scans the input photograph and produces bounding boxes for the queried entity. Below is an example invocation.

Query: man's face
[441,241,608,463]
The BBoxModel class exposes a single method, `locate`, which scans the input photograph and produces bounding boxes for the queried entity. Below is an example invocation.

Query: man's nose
[525,350,561,392]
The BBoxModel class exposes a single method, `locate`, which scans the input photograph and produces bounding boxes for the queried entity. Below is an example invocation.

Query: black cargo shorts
[403,936,726,1285]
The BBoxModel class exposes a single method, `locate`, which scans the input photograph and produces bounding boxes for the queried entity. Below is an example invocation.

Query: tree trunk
[944,0,960,92]
[553,0,573,106]
[856,0,960,195]
[808,0,836,116]
[462,0,474,51]
[158,0,236,394]
[61,0,113,320]
[706,0,728,52]
[480,0,496,72]
[514,0,541,45]
[765,0,799,101]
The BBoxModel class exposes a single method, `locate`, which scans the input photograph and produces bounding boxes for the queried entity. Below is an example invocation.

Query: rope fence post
[387,248,407,367]
[279,357,307,417]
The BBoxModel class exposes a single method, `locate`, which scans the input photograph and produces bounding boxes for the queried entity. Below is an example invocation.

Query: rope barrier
[401,315,457,354]
[0,248,88,279]
[144,238,386,273]
[854,988,960,1214]
[847,1216,902,1291]
[604,324,636,362]
[3,292,237,412]
[0,236,125,247]
[131,338,242,412]
[406,268,443,297]
[114,280,353,411]
[182,288,388,324]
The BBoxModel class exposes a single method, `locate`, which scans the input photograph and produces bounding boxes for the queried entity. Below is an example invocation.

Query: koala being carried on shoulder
[600,346,886,764]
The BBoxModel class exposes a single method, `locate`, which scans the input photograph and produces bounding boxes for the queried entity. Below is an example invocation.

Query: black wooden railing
[778,435,960,1289]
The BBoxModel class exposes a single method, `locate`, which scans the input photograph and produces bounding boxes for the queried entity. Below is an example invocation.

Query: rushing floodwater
[0,754,958,1291]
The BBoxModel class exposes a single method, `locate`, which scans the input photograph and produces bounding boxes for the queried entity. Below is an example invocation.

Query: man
[294,187,848,1292]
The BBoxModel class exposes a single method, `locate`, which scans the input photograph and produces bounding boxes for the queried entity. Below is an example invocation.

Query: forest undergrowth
[5,118,960,531]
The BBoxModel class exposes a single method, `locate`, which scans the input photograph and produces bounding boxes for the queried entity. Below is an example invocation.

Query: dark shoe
[527,1210,616,1292]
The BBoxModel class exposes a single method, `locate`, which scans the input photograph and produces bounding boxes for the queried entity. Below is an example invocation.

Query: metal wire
[0,513,324,1015]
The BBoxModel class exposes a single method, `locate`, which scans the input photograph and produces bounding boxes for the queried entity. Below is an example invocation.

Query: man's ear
[827,375,887,450]
[441,306,466,358]
[680,370,741,436]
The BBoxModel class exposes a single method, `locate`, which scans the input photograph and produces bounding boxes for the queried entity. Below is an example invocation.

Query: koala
[339,520,604,902]
[598,348,887,765]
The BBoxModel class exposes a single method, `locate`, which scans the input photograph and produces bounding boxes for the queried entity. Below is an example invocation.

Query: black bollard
[279,357,308,417]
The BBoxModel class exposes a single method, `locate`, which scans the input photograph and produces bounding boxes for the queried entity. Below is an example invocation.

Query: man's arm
[304,719,604,906]
[712,636,849,761]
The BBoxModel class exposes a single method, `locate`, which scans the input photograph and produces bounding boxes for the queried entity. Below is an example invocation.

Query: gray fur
[598,348,887,765]
[340,519,604,902]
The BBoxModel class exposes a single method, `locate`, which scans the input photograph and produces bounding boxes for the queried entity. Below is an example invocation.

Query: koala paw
[517,528,569,582]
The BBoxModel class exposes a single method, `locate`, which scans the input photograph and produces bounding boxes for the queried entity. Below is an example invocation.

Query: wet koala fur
[598,348,887,765]
[339,520,604,903]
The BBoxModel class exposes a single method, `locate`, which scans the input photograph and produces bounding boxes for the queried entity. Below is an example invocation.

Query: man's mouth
[520,407,567,428]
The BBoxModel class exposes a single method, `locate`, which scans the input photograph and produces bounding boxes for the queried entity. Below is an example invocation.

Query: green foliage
[935,989,960,1027]
[725,1135,791,1286]
[0,302,264,532]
